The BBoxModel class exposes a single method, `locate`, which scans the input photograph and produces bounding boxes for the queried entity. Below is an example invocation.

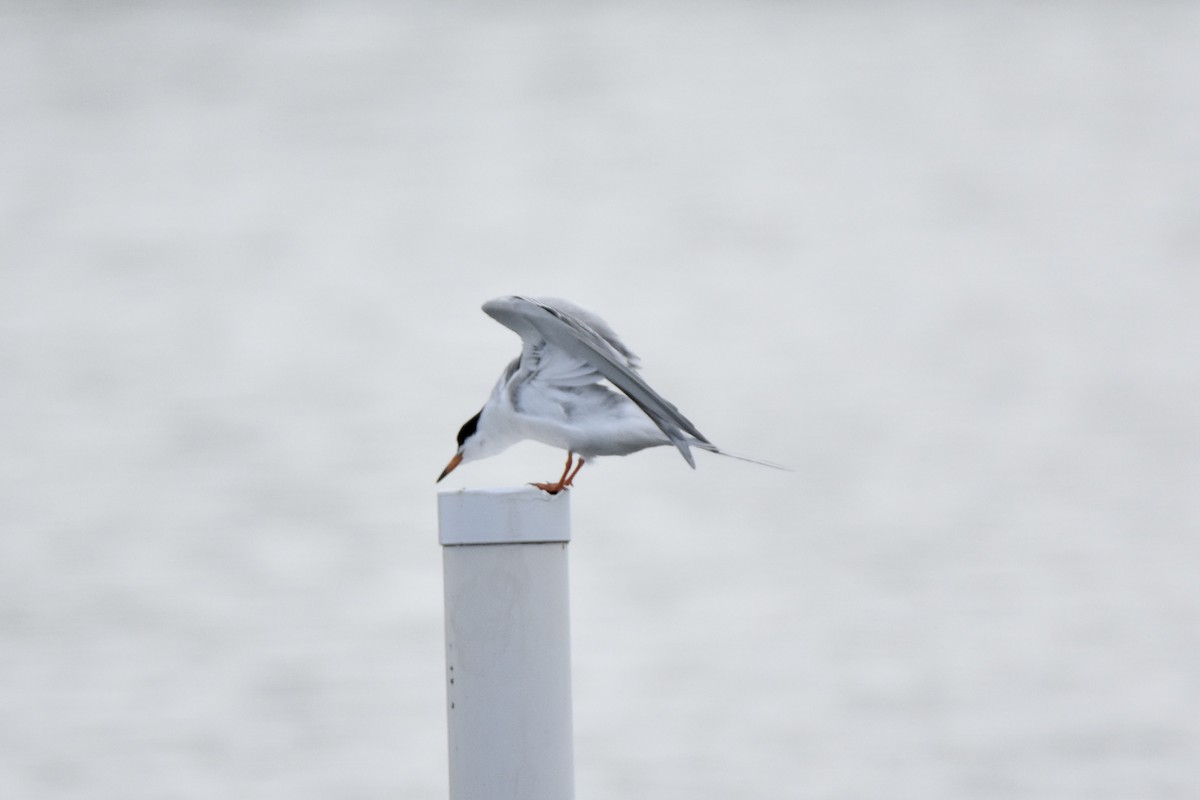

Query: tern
[437,296,784,493]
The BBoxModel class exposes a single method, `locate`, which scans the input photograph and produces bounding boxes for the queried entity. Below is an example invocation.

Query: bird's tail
[689,440,792,471]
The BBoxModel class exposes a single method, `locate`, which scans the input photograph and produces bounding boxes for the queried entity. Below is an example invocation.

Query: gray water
[3,3,1198,798]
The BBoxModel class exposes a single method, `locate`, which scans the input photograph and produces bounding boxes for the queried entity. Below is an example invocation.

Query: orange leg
[531,453,574,494]
[562,457,586,487]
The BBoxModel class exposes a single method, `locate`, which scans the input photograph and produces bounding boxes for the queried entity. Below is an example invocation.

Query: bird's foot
[529,481,568,495]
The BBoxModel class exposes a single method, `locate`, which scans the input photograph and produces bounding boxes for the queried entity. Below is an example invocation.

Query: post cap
[437,487,571,545]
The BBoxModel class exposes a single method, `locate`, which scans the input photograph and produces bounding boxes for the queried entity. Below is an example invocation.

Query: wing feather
[482,295,709,466]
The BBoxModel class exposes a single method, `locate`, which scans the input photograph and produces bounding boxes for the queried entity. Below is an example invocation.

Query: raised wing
[482,295,710,466]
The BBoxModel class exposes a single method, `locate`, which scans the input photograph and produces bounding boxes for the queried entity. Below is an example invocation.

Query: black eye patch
[456,410,482,447]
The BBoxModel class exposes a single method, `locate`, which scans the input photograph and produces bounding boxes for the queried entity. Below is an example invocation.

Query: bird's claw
[529,481,568,494]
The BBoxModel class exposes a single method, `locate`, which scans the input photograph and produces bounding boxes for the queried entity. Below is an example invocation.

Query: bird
[437,295,785,493]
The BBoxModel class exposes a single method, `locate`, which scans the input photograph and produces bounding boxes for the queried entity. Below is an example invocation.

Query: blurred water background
[2,2,1198,798]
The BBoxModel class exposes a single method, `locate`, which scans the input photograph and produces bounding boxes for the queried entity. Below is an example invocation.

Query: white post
[438,487,574,800]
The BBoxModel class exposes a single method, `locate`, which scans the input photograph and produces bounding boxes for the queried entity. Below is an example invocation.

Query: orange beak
[437,452,463,483]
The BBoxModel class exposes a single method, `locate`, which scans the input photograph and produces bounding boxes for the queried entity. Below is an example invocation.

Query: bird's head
[437,409,493,482]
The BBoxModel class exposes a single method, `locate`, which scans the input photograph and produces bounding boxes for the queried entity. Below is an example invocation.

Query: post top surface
[437,487,571,545]
[441,486,552,498]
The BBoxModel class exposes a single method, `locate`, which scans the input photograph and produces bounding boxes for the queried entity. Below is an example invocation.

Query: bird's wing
[482,295,710,467]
